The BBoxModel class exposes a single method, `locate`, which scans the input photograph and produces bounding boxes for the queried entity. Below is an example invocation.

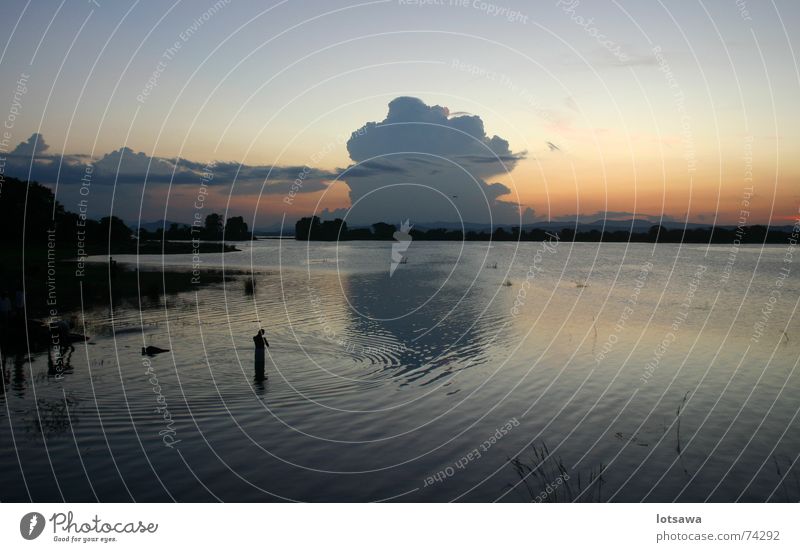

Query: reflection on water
[1,241,799,502]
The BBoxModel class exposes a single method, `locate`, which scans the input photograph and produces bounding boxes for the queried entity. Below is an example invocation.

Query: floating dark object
[142,346,169,356]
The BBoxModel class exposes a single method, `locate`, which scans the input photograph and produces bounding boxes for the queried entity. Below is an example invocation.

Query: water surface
[2,240,798,502]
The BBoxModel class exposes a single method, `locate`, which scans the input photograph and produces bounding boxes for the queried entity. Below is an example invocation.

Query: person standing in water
[253,329,269,380]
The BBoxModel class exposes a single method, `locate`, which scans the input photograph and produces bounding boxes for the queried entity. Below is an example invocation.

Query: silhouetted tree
[203,213,224,240]
[493,227,511,241]
[371,222,396,239]
[648,225,665,242]
[96,216,133,243]
[165,222,191,240]
[295,216,320,240]
[318,218,347,241]
[558,228,575,242]
[0,177,61,247]
[346,227,373,240]
[224,216,250,240]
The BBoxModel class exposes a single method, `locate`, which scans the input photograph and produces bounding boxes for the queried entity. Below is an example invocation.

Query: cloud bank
[1,133,334,223]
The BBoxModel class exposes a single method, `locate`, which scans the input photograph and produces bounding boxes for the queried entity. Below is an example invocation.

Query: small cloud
[486,182,511,199]
[564,96,579,112]
[12,133,49,156]
[456,153,525,165]
[336,160,407,178]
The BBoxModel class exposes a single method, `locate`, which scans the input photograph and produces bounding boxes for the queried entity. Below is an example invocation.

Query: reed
[508,441,605,502]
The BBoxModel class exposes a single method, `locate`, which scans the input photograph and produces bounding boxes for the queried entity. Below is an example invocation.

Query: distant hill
[361,218,795,233]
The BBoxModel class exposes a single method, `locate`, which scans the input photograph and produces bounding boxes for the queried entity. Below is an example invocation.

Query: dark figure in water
[142,346,169,356]
[253,329,269,380]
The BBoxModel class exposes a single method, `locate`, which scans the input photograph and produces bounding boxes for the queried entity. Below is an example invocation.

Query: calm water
[2,240,799,502]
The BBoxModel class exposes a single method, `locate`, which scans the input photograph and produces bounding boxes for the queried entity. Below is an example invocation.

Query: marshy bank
[0,258,251,355]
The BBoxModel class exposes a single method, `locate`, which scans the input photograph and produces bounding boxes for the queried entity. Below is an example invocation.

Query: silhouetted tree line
[138,214,252,241]
[0,176,134,248]
[294,216,794,244]
[0,177,252,251]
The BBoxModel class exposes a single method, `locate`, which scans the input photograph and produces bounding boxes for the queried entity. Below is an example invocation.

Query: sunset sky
[1,0,798,227]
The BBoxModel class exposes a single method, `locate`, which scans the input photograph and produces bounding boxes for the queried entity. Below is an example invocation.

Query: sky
[0,0,798,229]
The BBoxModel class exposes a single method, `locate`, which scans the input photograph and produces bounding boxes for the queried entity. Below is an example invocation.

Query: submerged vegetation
[508,442,606,503]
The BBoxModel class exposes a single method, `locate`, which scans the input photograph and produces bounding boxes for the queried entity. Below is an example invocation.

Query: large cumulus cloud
[340,97,530,225]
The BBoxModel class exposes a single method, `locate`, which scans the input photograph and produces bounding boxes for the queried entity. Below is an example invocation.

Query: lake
[1,239,798,502]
